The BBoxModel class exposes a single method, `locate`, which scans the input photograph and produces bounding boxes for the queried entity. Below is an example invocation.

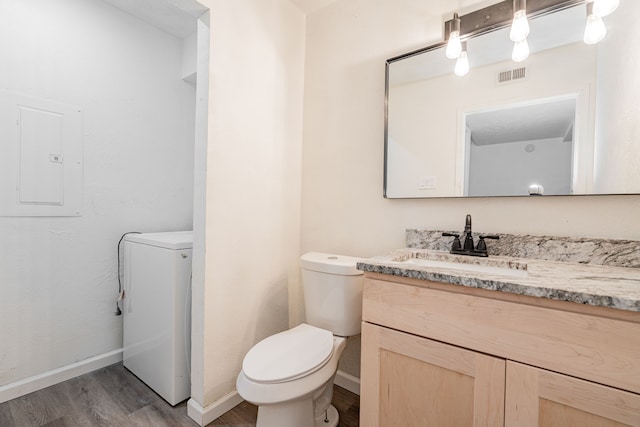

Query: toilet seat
[242,324,334,384]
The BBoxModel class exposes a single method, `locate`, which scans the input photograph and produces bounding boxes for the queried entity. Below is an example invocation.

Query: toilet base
[255,398,340,427]
[315,404,339,427]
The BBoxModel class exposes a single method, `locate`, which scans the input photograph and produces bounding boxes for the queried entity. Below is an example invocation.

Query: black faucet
[443,214,499,257]
[463,214,474,251]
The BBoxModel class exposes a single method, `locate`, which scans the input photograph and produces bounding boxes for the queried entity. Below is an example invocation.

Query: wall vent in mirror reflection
[384,1,640,198]
[497,66,527,84]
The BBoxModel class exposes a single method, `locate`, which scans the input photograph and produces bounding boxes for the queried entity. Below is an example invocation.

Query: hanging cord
[116,232,142,316]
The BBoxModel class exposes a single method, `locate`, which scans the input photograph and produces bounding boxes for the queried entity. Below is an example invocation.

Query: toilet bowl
[236,252,363,427]
[237,325,347,426]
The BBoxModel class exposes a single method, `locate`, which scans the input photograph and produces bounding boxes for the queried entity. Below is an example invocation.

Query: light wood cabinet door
[361,322,505,427]
[506,361,640,427]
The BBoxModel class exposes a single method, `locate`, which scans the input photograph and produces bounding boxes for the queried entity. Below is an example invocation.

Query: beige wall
[191,0,305,414]
[301,0,640,378]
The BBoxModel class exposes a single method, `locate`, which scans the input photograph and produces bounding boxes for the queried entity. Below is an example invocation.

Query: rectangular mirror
[384,0,640,198]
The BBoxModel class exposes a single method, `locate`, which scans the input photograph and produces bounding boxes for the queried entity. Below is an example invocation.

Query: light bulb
[445,14,462,59]
[510,9,530,42]
[455,50,469,76]
[593,0,620,17]
[446,31,462,59]
[584,13,607,44]
[512,39,530,62]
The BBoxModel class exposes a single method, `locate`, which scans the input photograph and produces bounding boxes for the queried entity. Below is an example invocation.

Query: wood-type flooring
[0,363,359,427]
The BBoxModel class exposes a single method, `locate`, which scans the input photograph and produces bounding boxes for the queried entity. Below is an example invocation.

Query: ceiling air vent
[497,66,528,85]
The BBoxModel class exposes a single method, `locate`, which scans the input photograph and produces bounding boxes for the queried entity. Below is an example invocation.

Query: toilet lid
[242,324,334,384]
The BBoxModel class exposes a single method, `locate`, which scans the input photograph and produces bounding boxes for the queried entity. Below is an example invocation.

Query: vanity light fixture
[510,0,530,62]
[592,0,619,17]
[440,0,617,73]
[584,1,607,44]
[455,42,470,76]
[510,0,530,42]
[445,13,462,59]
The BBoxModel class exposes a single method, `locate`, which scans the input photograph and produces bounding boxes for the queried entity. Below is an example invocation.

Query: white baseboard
[0,349,123,404]
[334,369,360,396]
[187,391,244,426]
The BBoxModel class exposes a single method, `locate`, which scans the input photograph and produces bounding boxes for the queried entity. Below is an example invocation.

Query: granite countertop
[357,248,640,312]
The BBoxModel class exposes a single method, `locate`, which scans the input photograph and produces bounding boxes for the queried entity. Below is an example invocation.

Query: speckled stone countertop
[357,246,640,313]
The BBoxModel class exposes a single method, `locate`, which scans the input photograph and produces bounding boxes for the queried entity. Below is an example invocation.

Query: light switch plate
[418,175,437,190]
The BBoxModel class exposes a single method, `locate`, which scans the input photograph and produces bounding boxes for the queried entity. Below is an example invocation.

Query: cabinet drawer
[363,277,640,394]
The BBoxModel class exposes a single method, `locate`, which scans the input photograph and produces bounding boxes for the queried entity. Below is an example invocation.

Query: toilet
[236,252,364,427]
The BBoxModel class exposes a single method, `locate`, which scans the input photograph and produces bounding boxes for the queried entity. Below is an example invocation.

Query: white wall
[0,0,195,392]
[301,0,640,379]
[189,0,305,419]
[189,9,210,416]
[469,137,572,196]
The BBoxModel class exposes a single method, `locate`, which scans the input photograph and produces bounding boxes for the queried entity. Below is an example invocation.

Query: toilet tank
[300,252,364,337]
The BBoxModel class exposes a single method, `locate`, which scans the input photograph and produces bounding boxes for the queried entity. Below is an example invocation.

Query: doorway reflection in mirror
[464,97,576,197]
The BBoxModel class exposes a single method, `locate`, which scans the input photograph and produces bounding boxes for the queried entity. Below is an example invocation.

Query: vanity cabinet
[360,273,640,427]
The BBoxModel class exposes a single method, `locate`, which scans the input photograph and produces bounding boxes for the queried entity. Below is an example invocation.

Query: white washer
[123,231,192,405]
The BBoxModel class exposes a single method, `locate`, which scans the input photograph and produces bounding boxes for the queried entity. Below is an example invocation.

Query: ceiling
[467,98,576,146]
[101,0,337,38]
[101,0,206,38]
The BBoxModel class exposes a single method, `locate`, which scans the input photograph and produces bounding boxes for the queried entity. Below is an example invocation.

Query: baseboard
[187,391,244,426]
[334,369,360,396]
[0,349,123,404]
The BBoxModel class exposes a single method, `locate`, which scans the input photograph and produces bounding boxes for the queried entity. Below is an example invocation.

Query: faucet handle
[442,232,462,251]
[479,235,499,240]
[476,235,499,252]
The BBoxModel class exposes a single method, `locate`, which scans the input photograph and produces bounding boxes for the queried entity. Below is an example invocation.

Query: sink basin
[393,251,528,279]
